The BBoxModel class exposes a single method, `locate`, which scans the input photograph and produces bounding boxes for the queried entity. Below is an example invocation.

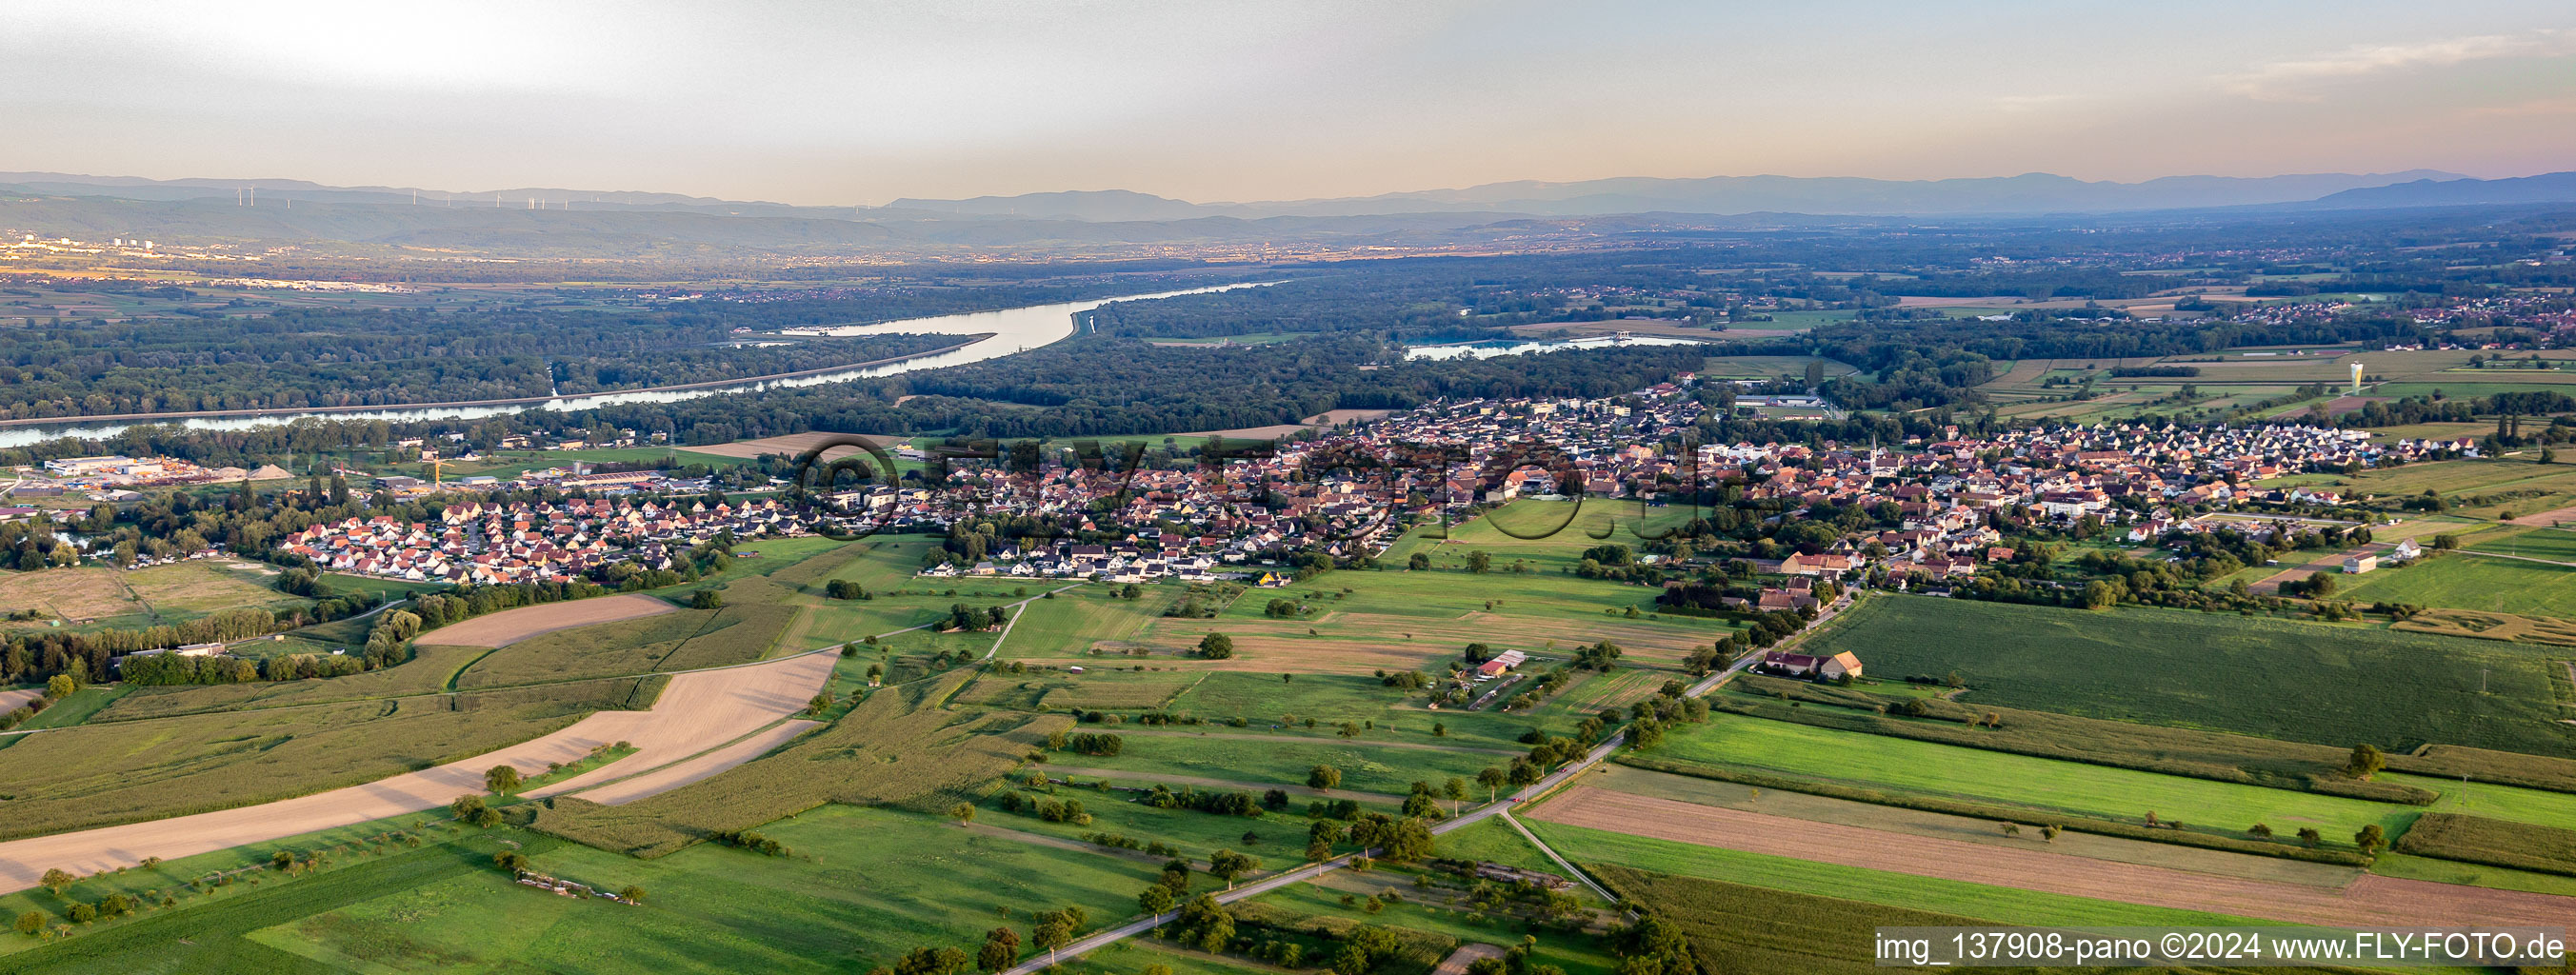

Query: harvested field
[529,670,1058,857]
[523,651,835,801]
[2511,503,2576,527]
[0,687,37,715]
[1530,786,2576,927]
[688,430,905,461]
[415,593,675,647]
[1137,611,1710,669]
[560,719,820,806]
[0,568,141,621]
[0,651,831,894]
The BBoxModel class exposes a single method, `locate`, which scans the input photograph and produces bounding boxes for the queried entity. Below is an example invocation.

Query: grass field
[1163,672,1560,748]
[1806,595,2576,757]
[1058,732,1504,797]
[2468,527,2576,560]
[0,561,306,632]
[2338,553,2576,617]
[1545,824,2277,928]
[0,678,656,841]
[1649,713,2422,846]
[250,806,1160,975]
[450,602,793,688]
[529,671,1054,858]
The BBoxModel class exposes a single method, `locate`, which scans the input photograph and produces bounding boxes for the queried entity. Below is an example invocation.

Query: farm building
[1475,649,1528,678]
[1758,649,1863,681]
[2343,554,2379,574]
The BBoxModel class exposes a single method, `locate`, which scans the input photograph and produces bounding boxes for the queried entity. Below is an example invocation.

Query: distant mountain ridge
[4,168,2517,222]
[5,168,2571,261]
[877,170,2476,220]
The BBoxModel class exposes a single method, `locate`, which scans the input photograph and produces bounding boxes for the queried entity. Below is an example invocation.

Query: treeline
[0,307,964,420]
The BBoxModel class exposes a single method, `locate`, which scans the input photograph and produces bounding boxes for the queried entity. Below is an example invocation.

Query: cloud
[2222,30,2574,100]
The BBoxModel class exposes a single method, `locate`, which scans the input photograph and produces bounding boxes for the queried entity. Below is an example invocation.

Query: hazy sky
[6,0,2572,205]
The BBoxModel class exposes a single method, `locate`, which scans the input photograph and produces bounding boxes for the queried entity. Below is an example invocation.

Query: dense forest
[0,311,968,418]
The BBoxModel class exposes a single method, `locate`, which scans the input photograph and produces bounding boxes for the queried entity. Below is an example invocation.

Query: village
[265,371,2476,593]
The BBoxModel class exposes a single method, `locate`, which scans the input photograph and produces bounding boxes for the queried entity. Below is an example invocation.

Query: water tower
[2349,361,2364,394]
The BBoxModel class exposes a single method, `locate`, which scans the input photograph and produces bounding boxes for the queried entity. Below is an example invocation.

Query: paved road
[997,593,1847,975]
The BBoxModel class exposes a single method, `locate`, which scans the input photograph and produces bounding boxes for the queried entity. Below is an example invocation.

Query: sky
[4,0,2572,206]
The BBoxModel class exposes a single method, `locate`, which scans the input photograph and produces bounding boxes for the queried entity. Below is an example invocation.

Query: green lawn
[1652,714,2419,846]
[1805,595,2576,757]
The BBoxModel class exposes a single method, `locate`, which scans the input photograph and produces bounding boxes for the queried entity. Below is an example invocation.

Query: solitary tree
[2040,825,2062,844]
[1206,849,1258,890]
[485,765,522,795]
[1442,777,1469,814]
[44,673,75,700]
[1195,633,1235,660]
[2354,824,2387,855]
[1468,551,1492,574]
[2345,743,2386,781]
[13,910,44,937]
[1308,765,1343,789]
[2296,826,2323,847]
[618,885,647,904]
[949,802,976,824]
[37,869,72,896]
[2248,823,2274,840]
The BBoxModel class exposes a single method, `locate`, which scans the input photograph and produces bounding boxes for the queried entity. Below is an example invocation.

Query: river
[1404,333,1707,360]
[0,281,1269,448]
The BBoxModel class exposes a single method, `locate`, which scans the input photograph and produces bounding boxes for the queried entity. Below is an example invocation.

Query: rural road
[994,594,1827,975]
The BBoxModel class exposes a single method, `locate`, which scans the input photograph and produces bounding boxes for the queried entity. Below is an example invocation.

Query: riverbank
[0,334,992,429]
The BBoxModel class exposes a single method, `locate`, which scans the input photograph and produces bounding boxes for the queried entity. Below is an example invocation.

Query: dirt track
[1529,787,2576,927]
[416,593,676,647]
[551,719,818,806]
[0,651,833,894]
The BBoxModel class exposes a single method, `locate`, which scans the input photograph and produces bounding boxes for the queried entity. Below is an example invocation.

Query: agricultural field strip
[1495,809,1616,903]
[1112,728,1522,756]
[10,572,1052,733]
[553,719,822,806]
[1039,766,1407,803]
[1527,787,2576,927]
[414,593,678,648]
[995,622,1782,975]
[0,649,834,895]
